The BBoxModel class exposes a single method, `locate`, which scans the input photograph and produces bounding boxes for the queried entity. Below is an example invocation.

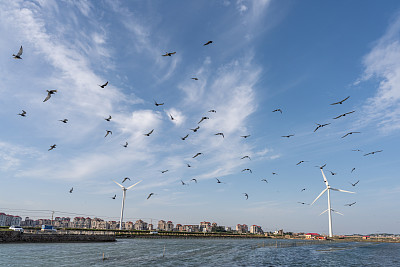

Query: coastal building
[236,224,249,233]
[166,221,174,231]
[183,225,200,232]
[134,219,148,230]
[157,220,167,231]
[200,221,212,233]
[0,213,22,227]
[250,225,263,234]
[305,233,320,239]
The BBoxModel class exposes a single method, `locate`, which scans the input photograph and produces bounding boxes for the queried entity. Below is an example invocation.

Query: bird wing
[17,46,23,57]
[43,93,51,102]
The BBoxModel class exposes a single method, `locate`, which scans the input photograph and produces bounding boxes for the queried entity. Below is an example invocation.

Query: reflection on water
[1,238,399,266]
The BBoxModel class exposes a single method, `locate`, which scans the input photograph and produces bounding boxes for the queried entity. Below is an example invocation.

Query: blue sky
[1,0,400,235]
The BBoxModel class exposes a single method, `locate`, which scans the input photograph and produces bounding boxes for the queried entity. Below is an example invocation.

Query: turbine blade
[311,188,328,205]
[332,210,344,216]
[113,180,124,189]
[127,180,142,190]
[319,209,329,216]
[330,188,355,194]
[320,169,329,185]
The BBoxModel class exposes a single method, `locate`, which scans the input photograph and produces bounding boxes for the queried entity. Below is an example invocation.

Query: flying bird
[181,180,187,185]
[364,150,383,156]
[111,195,116,199]
[296,161,307,165]
[48,144,56,151]
[12,45,23,59]
[99,81,108,88]
[105,115,112,121]
[316,164,327,169]
[345,202,356,206]
[342,132,361,138]
[198,117,209,124]
[241,156,251,160]
[191,178,197,183]
[104,130,112,138]
[43,90,57,102]
[301,188,306,192]
[314,123,331,132]
[190,126,200,132]
[69,187,73,193]
[160,170,169,173]
[122,142,128,148]
[122,177,131,183]
[272,172,278,175]
[297,202,309,205]
[241,168,252,173]
[193,153,202,158]
[208,110,216,113]
[351,168,356,173]
[169,114,174,120]
[241,135,250,138]
[186,163,192,168]
[243,193,249,200]
[215,133,224,138]
[327,171,337,175]
[162,52,176,56]
[59,119,68,123]
[147,193,155,200]
[281,134,294,138]
[261,179,268,183]
[272,109,282,114]
[154,100,164,106]
[216,178,223,184]
[330,96,350,105]
[349,180,359,186]
[191,78,198,80]
[203,41,213,46]
[144,129,154,136]
[352,149,362,152]
[18,110,26,117]
[333,110,355,119]
[181,134,189,140]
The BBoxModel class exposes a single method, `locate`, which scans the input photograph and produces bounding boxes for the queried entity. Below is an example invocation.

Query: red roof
[306,233,320,236]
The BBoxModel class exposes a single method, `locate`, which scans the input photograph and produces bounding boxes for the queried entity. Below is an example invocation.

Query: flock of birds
[12,41,383,210]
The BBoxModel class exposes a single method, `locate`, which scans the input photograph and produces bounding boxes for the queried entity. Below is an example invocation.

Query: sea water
[1,238,399,266]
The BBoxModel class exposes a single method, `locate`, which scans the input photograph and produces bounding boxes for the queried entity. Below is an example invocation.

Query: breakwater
[0,231,115,243]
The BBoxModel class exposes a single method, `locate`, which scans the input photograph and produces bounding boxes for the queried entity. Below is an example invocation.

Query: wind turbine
[311,168,355,237]
[113,180,142,230]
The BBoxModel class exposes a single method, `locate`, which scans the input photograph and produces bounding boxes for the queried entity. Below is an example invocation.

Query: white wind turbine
[113,180,142,230]
[311,168,355,237]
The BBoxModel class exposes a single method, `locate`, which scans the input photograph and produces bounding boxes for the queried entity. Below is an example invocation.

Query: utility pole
[51,211,55,226]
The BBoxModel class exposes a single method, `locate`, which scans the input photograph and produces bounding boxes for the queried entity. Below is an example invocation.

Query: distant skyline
[1,0,400,235]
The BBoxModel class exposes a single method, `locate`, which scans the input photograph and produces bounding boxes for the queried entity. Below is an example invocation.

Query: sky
[0,0,399,235]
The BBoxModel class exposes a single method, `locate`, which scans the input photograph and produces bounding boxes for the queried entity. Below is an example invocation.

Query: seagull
[208,110,216,113]
[190,126,200,132]
[349,180,359,186]
[59,119,68,123]
[203,41,213,46]
[301,188,306,192]
[243,193,249,200]
[144,129,154,136]
[198,117,209,124]
[181,180,187,185]
[261,179,268,183]
[111,195,116,199]
[316,164,327,169]
[333,110,355,119]
[345,202,356,206]
[104,130,112,138]
[169,114,174,120]
[297,202,309,205]
[160,170,169,173]
[216,178,224,184]
[122,177,131,183]
[296,161,307,165]
[154,100,164,106]
[193,153,202,158]
[18,110,26,117]
[241,135,250,138]
[281,134,294,138]
[364,150,383,156]
[43,90,57,102]
[69,187,73,193]
[330,96,350,105]
[105,115,112,121]
[215,133,224,138]
[272,109,282,114]
[191,178,197,183]
[241,156,251,160]
[191,78,198,80]
[327,170,337,175]
[352,149,362,152]
[186,163,192,168]
[314,123,331,132]
[147,193,155,199]
[241,168,252,173]
[48,144,56,151]
[122,142,128,148]
[162,52,176,56]
[181,134,189,140]
[12,45,23,59]
[272,172,278,175]
[342,132,361,138]
[351,168,355,173]
[99,81,108,88]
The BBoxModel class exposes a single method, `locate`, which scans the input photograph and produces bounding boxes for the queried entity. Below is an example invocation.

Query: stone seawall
[0,231,115,243]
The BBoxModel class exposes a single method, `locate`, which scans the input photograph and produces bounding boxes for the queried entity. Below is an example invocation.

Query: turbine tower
[311,168,355,237]
[113,180,142,230]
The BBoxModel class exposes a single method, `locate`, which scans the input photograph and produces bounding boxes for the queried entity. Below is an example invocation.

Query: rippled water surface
[1,238,400,266]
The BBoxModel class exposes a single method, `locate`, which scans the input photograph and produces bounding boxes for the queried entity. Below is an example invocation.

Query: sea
[1,238,399,266]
